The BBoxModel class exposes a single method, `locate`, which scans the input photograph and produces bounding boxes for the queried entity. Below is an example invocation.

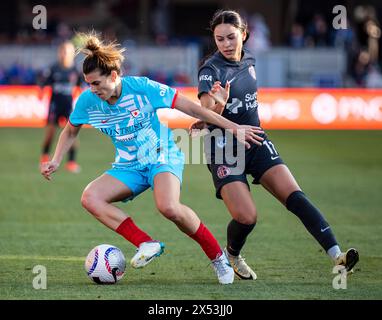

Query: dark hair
[210,10,250,44]
[76,31,125,76]
[199,10,250,67]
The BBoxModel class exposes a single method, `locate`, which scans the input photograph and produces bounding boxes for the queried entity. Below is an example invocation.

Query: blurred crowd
[0,61,192,87]
[0,2,381,88]
[285,5,382,88]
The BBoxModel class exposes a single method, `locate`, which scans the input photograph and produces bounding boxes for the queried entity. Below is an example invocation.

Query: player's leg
[81,173,156,251]
[93,168,165,269]
[153,172,200,233]
[41,123,56,163]
[41,101,58,163]
[259,164,359,271]
[66,140,81,173]
[81,173,134,229]
[220,181,258,280]
[59,100,81,173]
[152,172,234,284]
[206,159,258,280]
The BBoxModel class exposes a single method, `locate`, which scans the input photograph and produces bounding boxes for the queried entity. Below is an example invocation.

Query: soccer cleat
[211,251,234,284]
[335,248,359,272]
[130,241,165,269]
[65,161,81,173]
[224,248,257,280]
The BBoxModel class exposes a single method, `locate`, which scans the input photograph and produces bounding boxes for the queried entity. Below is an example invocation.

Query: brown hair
[210,10,249,43]
[76,31,126,75]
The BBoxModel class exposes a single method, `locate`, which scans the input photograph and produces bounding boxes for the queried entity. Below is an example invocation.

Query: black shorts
[47,95,73,126]
[207,137,284,199]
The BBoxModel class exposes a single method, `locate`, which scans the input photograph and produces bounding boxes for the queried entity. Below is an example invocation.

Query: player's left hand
[188,120,207,137]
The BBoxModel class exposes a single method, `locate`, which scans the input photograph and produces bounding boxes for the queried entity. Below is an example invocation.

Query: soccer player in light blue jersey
[40,32,264,284]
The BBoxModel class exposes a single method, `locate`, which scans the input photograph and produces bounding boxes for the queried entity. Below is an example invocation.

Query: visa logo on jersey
[199,74,212,82]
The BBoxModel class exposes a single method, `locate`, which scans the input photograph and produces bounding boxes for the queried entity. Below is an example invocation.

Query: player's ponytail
[76,31,126,76]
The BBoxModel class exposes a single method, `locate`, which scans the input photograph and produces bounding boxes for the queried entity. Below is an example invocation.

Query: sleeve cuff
[68,119,81,127]
[170,90,178,109]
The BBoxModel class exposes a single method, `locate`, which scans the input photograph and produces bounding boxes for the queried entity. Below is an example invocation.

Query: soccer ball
[84,244,126,284]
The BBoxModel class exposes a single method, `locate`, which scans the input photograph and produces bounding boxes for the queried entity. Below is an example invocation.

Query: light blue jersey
[70,76,181,170]
[69,76,184,200]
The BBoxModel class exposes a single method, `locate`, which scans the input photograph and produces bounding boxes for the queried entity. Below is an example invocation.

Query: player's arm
[40,122,82,180]
[174,93,264,148]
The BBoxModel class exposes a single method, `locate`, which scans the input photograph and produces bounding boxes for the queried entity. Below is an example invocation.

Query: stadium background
[0,0,381,301]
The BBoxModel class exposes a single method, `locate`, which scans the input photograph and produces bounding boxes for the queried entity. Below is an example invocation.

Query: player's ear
[242,30,247,42]
[111,70,118,82]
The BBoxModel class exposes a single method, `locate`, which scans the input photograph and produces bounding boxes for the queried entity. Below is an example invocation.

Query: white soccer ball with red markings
[85,244,126,284]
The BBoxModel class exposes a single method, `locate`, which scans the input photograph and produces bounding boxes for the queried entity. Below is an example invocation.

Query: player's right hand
[40,161,59,180]
[208,81,230,106]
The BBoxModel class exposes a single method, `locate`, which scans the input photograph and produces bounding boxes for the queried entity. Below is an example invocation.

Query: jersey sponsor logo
[245,92,258,110]
[271,156,280,160]
[199,74,213,82]
[217,165,231,179]
[100,122,144,136]
[101,118,110,124]
[115,133,135,142]
[226,98,243,114]
[245,92,257,102]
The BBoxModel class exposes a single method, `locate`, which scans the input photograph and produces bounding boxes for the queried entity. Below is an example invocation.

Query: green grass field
[0,128,381,300]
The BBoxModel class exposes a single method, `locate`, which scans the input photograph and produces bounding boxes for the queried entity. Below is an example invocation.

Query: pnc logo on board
[311,93,338,124]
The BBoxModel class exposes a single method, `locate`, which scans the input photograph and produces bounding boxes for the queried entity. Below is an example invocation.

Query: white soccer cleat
[130,241,165,269]
[211,251,235,284]
[224,248,257,280]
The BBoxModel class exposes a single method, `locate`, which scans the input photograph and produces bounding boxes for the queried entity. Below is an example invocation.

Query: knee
[232,208,257,225]
[81,189,100,214]
[285,190,305,212]
[156,201,182,222]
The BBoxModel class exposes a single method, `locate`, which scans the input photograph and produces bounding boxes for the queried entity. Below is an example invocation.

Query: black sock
[42,144,50,154]
[68,147,76,162]
[226,219,255,256]
[286,190,338,251]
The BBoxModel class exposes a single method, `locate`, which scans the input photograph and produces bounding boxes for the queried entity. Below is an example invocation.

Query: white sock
[327,245,341,260]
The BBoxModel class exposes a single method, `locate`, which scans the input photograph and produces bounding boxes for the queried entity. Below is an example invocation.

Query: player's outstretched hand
[188,119,207,137]
[234,125,264,149]
[40,161,59,181]
[208,81,230,106]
